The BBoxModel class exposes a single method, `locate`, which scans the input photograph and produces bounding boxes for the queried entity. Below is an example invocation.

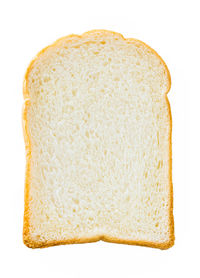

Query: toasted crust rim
[23,29,174,249]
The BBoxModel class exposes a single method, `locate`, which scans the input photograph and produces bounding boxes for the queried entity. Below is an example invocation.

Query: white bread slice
[23,30,174,249]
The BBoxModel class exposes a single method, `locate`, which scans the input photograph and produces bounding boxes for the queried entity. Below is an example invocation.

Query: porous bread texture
[23,30,174,249]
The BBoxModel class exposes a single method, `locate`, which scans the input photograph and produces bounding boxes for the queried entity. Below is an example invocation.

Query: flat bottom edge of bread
[23,229,174,249]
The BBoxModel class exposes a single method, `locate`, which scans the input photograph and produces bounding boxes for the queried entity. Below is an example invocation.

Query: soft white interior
[26,31,171,244]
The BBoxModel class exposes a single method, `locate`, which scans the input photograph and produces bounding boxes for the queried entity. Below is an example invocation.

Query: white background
[0,0,199,277]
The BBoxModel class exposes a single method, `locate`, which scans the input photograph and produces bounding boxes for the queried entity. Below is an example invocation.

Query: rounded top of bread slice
[24,30,171,100]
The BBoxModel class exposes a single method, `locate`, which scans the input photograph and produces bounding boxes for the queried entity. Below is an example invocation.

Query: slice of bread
[23,30,174,249]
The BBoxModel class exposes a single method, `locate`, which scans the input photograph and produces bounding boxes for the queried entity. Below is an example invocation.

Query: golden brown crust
[165,95,175,248]
[25,236,174,249]
[23,29,174,249]
[22,99,32,246]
